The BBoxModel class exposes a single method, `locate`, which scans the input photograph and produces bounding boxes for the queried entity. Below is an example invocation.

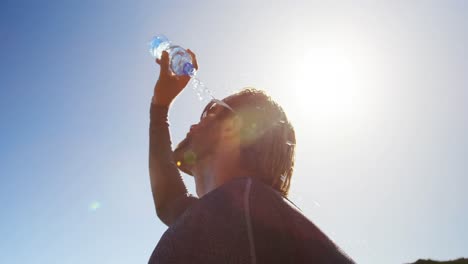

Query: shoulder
[163,177,262,244]
[244,178,356,263]
[165,177,254,232]
[152,177,253,262]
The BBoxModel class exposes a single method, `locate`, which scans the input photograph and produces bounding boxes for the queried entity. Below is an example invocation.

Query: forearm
[148,102,194,225]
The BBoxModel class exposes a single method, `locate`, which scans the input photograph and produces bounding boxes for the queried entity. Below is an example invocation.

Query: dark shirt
[148,103,355,264]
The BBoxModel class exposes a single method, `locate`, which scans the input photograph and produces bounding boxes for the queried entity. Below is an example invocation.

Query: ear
[220,116,243,140]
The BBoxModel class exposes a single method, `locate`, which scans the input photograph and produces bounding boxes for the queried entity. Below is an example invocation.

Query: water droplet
[190,77,214,102]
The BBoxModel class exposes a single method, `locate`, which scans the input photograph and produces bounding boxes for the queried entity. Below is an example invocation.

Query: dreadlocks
[224,88,296,197]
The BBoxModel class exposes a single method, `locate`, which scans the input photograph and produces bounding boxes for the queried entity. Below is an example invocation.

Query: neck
[192,147,251,197]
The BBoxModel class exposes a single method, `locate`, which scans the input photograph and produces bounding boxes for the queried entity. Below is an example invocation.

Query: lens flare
[88,201,101,212]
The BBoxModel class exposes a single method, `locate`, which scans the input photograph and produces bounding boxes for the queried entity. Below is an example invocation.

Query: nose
[190,124,197,133]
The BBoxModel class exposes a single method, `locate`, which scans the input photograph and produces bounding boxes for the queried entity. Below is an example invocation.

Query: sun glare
[271,37,377,153]
[296,47,362,119]
[278,39,374,137]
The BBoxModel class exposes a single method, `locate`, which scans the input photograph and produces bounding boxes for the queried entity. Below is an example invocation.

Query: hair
[224,88,296,197]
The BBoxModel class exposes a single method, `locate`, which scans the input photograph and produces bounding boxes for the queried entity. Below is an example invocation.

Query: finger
[187,49,198,70]
[159,51,170,75]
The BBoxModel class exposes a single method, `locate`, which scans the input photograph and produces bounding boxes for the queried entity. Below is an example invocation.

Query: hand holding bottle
[153,49,198,107]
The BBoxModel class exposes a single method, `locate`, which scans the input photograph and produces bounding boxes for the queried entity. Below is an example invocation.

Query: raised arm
[148,50,198,226]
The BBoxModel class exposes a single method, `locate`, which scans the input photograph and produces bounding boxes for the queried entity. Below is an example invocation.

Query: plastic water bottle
[149,34,215,102]
[149,35,196,76]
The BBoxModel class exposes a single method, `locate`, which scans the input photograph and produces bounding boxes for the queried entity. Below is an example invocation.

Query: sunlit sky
[1,1,467,263]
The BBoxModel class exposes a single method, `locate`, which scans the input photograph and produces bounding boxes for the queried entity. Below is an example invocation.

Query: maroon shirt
[148,104,355,264]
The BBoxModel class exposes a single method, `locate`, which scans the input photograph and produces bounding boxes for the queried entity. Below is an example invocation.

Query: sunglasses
[200,99,236,121]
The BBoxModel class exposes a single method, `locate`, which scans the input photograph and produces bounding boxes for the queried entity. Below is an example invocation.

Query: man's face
[174,99,235,175]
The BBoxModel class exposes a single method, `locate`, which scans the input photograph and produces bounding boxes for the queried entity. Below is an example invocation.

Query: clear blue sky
[1,1,467,263]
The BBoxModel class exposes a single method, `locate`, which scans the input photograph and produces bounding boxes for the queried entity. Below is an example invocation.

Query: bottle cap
[183,62,196,76]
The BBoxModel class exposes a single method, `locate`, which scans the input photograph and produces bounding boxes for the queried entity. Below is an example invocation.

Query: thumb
[186,49,198,70]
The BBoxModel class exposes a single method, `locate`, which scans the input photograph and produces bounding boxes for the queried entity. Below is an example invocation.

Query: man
[148,50,355,263]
